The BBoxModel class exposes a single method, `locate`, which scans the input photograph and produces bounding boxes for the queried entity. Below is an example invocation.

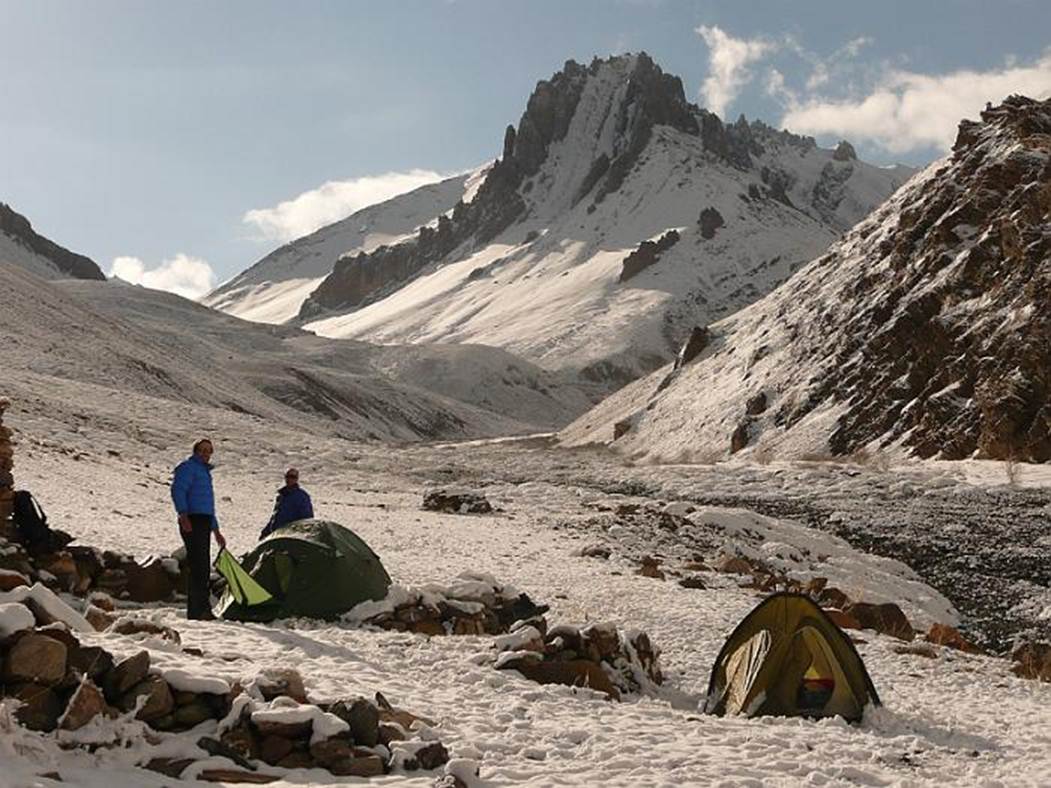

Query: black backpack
[12,489,50,546]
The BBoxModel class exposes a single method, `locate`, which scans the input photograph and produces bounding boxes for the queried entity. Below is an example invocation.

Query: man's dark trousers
[181,514,213,619]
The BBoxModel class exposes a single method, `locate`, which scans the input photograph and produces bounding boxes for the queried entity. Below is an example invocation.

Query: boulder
[698,206,725,239]
[329,755,385,777]
[255,667,307,703]
[309,736,353,767]
[0,569,29,591]
[674,326,710,369]
[253,717,313,740]
[823,609,861,631]
[817,587,851,610]
[125,557,175,603]
[3,632,68,685]
[104,650,150,700]
[84,604,115,632]
[68,644,114,683]
[219,722,261,761]
[844,602,914,641]
[515,659,620,700]
[422,489,493,515]
[678,576,706,589]
[259,734,295,765]
[173,697,215,727]
[60,679,108,730]
[925,623,981,654]
[1011,641,1051,681]
[415,741,451,770]
[329,697,380,746]
[276,751,315,769]
[85,591,115,612]
[713,554,754,575]
[8,682,64,731]
[119,674,175,722]
[578,544,610,559]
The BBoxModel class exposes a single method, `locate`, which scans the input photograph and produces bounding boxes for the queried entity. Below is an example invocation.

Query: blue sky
[1,0,1048,296]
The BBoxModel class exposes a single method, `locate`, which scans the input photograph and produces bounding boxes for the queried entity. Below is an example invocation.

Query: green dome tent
[704,592,881,722]
[216,519,392,622]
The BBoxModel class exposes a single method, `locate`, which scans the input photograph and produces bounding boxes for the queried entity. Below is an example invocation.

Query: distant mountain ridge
[563,95,1051,462]
[0,202,105,280]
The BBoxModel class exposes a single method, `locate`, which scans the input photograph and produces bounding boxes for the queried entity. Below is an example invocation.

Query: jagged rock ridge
[0,202,105,280]
[291,53,910,386]
[563,95,1051,462]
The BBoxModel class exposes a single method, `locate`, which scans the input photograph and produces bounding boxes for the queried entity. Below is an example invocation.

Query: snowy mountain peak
[296,53,911,385]
[0,202,104,280]
[564,94,1051,461]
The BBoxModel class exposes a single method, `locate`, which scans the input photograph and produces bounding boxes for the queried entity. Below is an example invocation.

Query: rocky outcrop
[0,203,105,280]
[596,95,1051,463]
[820,96,1051,461]
[698,207,725,239]
[618,230,680,282]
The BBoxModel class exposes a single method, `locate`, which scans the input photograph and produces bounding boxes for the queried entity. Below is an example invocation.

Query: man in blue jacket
[171,438,226,620]
[260,467,314,539]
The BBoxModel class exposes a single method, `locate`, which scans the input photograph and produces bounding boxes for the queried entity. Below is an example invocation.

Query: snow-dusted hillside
[1,261,592,443]
[203,167,490,324]
[290,54,911,384]
[0,202,104,280]
[563,96,1051,462]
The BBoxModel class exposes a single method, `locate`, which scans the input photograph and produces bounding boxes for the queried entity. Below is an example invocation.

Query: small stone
[713,554,754,575]
[309,736,352,767]
[416,741,450,770]
[111,618,181,645]
[678,576,706,589]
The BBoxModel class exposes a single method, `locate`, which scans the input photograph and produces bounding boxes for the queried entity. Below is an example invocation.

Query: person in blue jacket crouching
[259,467,314,540]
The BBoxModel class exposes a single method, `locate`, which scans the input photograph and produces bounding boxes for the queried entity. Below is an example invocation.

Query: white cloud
[696,25,776,116]
[781,53,1051,153]
[243,169,449,243]
[110,254,216,300]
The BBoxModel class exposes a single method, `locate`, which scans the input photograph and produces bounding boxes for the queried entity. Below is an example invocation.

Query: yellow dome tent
[704,592,881,722]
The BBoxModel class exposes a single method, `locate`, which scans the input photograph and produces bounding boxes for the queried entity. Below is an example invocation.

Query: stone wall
[0,398,14,535]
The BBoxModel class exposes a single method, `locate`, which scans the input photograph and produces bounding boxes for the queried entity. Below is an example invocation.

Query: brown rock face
[818,96,1051,461]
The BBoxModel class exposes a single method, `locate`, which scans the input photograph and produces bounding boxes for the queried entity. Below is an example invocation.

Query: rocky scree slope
[0,202,105,280]
[291,53,910,385]
[203,170,487,324]
[2,261,591,442]
[564,95,1051,462]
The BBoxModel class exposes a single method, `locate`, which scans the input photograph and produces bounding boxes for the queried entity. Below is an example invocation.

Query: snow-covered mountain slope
[290,54,912,385]
[563,95,1051,462]
[2,261,591,442]
[0,202,105,280]
[203,167,490,323]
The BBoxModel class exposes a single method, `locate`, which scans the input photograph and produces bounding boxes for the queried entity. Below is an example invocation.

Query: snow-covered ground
[6,394,1051,786]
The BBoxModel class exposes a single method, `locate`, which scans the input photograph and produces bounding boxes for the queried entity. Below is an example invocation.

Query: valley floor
[6,393,1051,787]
